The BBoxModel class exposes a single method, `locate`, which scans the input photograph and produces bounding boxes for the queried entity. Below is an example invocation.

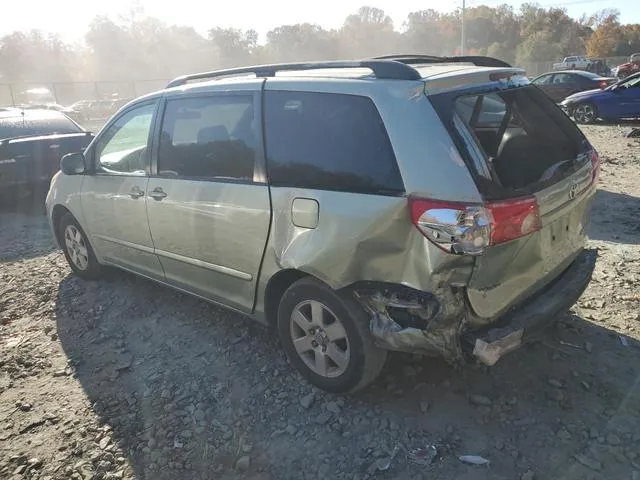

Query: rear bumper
[462,248,597,365]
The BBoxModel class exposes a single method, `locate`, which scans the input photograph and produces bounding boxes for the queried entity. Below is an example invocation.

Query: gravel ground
[1,124,640,480]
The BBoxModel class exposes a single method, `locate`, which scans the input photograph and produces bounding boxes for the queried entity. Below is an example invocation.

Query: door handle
[129,186,145,199]
[148,187,167,200]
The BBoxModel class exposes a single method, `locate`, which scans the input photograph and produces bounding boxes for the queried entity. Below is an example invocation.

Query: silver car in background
[46,56,599,393]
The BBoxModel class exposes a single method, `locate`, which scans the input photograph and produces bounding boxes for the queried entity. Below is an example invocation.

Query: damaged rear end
[354,70,598,366]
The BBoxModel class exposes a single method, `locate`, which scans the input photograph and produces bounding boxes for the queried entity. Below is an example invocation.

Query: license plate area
[542,209,585,274]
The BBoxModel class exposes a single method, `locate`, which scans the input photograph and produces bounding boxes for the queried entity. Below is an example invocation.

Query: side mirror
[60,152,86,175]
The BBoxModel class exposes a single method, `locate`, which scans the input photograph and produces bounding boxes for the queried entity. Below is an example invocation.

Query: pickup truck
[553,56,591,71]
[0,108,94,206]
[613,53,640,79]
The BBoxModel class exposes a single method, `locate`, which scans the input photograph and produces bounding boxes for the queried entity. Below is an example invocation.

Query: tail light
[409,196,541,256]
[487,197,541,245]
[590,149,600,185]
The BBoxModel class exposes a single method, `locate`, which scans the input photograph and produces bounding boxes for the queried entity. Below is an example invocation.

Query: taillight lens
[486,197,541,246]
[409,199,490,255]
[409,196,541,255]
[590,149,600,185]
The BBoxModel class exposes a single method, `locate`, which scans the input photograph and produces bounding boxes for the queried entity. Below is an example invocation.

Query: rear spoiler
[1,131,93,145]
[373,55,513,69]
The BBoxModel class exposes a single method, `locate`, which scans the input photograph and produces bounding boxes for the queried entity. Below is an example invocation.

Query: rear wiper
[538,160,572,183]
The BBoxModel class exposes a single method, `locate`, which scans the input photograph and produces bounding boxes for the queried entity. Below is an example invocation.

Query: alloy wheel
[64,224,89,271]
[574,104,596,123]
[289,300,351,378]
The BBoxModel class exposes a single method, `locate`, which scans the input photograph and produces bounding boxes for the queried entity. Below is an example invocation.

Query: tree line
[1,4,639,84]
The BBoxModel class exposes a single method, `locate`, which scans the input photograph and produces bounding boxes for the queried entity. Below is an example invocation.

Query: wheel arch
[51,204,72,248]
[263,269,313,328]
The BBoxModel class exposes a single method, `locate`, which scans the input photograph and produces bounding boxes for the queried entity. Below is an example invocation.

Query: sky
[2,0,639,42]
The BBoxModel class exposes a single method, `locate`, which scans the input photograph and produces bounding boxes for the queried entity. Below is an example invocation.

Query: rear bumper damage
[353,282,468,364]
[353,248,597,366]
[463,248,597,365]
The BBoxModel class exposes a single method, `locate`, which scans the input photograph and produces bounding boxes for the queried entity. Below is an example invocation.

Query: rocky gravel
[1,124,640,479]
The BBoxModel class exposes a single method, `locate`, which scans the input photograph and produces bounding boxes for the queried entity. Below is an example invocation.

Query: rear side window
[552,73,575,84]
[158,95,257,181]
[455,93,506,127]
[532,74,553,86]
[264,91,404,195]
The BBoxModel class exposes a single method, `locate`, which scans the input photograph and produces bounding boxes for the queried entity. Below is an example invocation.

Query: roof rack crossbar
[373,54,512,68]
[166,60,422,88]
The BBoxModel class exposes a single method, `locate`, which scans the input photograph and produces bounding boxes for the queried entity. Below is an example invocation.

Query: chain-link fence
[1,54,633,107]
[0,54,633,131]
[0,80,169,131]
[0,79,169,107]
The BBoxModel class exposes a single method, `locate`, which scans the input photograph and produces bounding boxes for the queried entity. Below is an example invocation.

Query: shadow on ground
[0,200,57,262]
[589,189,640,244]
[55,268,640,480]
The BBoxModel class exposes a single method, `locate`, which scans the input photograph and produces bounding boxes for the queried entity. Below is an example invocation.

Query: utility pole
[461,0,466,55]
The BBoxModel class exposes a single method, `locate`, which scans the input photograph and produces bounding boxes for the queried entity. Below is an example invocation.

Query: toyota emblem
[568,183,578,200]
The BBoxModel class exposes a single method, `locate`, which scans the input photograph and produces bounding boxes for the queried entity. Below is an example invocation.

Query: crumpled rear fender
[255,187,474,362]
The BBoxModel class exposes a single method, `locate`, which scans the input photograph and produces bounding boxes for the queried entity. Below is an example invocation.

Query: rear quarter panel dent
[264,188,474,294]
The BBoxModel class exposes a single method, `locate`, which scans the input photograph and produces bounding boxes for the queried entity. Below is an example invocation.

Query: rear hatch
[428,79,598,321]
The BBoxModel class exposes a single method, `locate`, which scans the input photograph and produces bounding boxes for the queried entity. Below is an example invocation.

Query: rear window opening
[448,86,589,198]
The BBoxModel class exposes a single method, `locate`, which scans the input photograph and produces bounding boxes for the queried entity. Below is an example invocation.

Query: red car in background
[614,53,640,79]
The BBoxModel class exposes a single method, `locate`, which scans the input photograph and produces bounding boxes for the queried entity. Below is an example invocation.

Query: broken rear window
[434,85,589,198]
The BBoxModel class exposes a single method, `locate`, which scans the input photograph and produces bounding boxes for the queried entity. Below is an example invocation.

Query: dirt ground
[1,124,640,480]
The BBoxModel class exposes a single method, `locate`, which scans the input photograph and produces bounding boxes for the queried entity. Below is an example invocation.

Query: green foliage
[0,5,638,83]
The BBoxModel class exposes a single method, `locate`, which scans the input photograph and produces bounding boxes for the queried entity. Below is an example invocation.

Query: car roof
[534,70,611,79]
[0,108,70,121]
[159,60,526,99]
[552,70,593,75]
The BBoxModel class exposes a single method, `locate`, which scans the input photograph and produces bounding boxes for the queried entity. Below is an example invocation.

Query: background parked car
[69,99,121,121]
[560,71,640,123]
[552,56,590,71]
[531,71,617,102]
[0,108,93,206]
[19,102,86,124]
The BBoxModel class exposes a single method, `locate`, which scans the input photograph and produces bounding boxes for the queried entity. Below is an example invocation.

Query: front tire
[277,277,387,393]
[58,212,102,279]
[573,103,598,124]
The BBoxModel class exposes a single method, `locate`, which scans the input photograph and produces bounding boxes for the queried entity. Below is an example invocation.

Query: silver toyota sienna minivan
[46,56,598,393]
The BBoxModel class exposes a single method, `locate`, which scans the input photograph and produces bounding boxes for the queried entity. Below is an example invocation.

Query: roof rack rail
[373,54,512,68]
[166,60,422,88]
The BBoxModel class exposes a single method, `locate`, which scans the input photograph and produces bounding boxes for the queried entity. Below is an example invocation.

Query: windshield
[620,75,640,88]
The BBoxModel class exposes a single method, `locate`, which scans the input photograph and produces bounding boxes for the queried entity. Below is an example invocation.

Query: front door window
[95,103,156,175]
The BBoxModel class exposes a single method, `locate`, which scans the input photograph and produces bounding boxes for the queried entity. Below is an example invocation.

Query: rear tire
[277,277,387,393]
[58,212,102,279]
[573,103,598,124]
